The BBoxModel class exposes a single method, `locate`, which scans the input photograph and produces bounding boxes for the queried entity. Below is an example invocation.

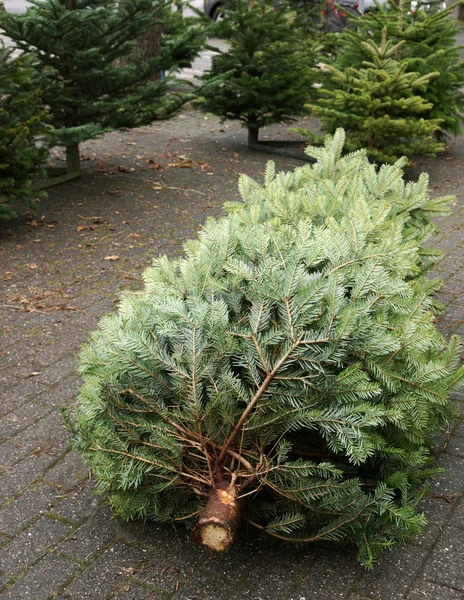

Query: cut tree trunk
[191,482,243,552]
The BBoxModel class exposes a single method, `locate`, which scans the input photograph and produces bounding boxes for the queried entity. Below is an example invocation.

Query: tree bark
[458,3,464,22]
[248,128,259,145]
[137,19,162,82]
[191,482,243,552]
[66,143,80,173]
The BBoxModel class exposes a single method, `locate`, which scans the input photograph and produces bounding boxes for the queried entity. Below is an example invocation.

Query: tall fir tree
[335,0,464,139]
[297,29,444,163]
[198,0,317,145]
[0,44,49,219]
[68,130,463,567]
[0,0,206,173]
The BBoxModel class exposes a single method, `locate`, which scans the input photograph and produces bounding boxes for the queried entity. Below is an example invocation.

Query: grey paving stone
[117,519,177,550]
[173,564,242,600]
[455,420,464,437]
[0,516,74,574]
[3,354,77,403]
[38,375,81,408]
[229,559,302,600]
[355,545,428,600]
[0,572,12,591]
[44,450,88,489]
[0,409,68,466]
[0,403,50,443]
[50,479,103,523]
[133,536,202,594]
[409,519,445,550]
[428,454,464,497]
[33,354,78,389]
[445,436,464,458]
[57,503,121,561]
[195,530,269,580]
[59,540,151,599]
[0,483,61,536]
[423,527,464,590]
[32,338,83,368]
[169,533,272,600]
[0,393,29,419]
[418,493,456,525]
[0,344,37,372]
[0,443,69,498]
[406,579,464,599]
[109,581,170,599]
[448,498,464,529]
[7,372,55,400]
[286,547,363,600]
[0,553,80,599]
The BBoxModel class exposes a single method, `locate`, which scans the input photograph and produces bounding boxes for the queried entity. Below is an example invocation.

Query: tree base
[247,128,314,162]
[34,167,80,190]
[191,484,242,552]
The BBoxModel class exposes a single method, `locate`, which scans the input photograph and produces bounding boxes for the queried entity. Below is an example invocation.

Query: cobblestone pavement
[0,109,463,599]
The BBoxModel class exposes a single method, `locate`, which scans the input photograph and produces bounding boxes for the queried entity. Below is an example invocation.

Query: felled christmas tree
[68,130,463,567]
[298,29,444,163]
[0,44,49,219]
[198,0,317,145]
[0,0,206,173]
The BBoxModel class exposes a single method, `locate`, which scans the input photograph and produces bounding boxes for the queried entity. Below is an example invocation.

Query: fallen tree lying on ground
[67,130,463,567]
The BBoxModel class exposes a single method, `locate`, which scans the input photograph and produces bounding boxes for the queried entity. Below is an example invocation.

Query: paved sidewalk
[0,110,463,600]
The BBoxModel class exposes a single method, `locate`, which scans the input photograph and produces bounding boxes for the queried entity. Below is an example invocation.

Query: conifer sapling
[0,0,206,173]
[334,0,464,140]
[68,130,463,567]
[198,0,317,145]
[296,28,444,163]
[0,44,49,219]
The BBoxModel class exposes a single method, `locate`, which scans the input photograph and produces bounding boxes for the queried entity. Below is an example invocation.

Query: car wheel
[211,3,224,20]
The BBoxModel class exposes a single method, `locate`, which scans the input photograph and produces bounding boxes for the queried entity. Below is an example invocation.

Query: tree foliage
[68,130,463,567]
[335,0,464,140]
[0,0,206,170]
[297,29,444,163]
[197,0,317,140]
[0,44,49,219]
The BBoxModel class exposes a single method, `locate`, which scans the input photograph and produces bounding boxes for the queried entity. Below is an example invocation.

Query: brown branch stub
[191,482,242,552]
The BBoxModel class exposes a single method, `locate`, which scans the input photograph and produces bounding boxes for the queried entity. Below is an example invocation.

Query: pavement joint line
[0,407,56,446]
[0,522,81,589]
[0,502,76,546]
[403,523,459,597]
[0,444,73,501]
[2,373,78,417]
[39,554,91,599]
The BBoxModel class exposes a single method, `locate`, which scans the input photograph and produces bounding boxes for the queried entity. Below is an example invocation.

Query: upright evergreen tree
[335,0,464,139]
[297,29,444,162]
[198,0,317,145]
[0,0,206,173]
[68,130,463,567]
[0,44,49,219]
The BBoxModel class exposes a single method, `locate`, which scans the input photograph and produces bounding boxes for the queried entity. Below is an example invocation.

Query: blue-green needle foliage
[69,130,463,567]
